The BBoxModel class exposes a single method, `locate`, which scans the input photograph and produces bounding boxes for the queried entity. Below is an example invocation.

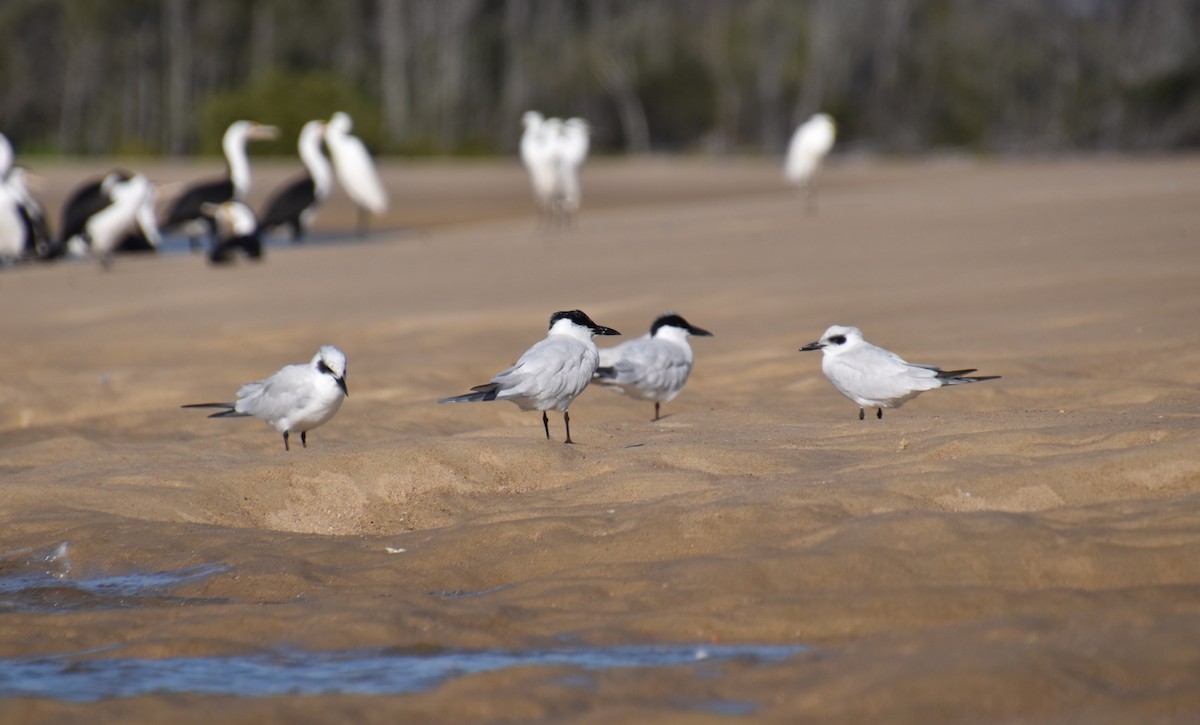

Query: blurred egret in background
[784,113,836,212]
[555,117,590,225]
[325,111,388,237]
[520,111,557,222]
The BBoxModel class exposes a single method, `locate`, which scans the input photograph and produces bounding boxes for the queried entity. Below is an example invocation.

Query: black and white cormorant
[203,200,263,264]
[55,170,161,259]
[0,166,52,262]
[258,119,332,242]
[85,173,156,268]
[162,120,278,246]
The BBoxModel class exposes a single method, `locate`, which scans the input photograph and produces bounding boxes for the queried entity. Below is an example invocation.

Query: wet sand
[2,155,1200,722]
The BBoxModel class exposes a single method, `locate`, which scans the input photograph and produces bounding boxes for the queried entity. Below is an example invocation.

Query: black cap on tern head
[651,312,712,338]
[549,309,620,336]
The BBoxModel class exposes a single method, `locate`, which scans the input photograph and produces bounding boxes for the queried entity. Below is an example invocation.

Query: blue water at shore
[0,643,804,702]
[0,544,805,706]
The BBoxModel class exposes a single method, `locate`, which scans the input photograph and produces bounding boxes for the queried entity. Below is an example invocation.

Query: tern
[183,346,348,450]
[595,312,712,421]
[438,310,620,443]
[800,325,999,420]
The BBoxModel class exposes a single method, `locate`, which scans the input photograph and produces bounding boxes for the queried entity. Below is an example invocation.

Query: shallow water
[0,643,805,702]
[0,544,804,705]
[0,543,228,612]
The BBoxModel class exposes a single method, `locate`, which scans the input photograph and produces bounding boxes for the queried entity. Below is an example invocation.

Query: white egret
[520,111,557,221]
[555,117,590,223]
[784,113,837,212]
[325,111,388,236]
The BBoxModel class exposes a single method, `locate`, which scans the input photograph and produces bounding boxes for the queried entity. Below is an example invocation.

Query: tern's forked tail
[437,383,501,404]
[181,402,249,418]
[935,369,1001,385]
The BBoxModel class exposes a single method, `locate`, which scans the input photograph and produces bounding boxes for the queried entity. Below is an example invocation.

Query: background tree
[0,0,1196,157]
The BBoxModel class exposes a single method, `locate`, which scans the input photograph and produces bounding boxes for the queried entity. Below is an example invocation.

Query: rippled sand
[3,155,1200,722]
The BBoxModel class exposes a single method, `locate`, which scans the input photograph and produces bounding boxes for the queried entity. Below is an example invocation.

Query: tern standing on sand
[800,325,999,420]
[183,346,348,450]
[439,310,620,443]
[595,312,712,421]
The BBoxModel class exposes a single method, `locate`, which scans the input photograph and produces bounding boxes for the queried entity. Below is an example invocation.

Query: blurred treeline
[1,0,1198,157]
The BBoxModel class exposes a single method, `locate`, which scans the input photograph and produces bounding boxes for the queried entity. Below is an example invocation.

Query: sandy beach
[2,154,1200,722]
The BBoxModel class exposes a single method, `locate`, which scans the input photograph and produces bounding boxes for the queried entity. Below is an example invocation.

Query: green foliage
[199,70,382,156]
[639,50,716,150]
[1129,63,1200,116]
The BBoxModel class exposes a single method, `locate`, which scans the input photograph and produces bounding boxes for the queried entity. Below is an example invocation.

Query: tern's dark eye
[318,361,333,376]
[829,335,847,345]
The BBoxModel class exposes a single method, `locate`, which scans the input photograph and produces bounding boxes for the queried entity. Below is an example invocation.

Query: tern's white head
[313,345,349,396]
[801,325,865,357]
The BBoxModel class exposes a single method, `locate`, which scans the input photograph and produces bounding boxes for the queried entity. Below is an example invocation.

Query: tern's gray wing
[233,363,315,421]
[826,343,943,406]
[598,337,692,401]
[491,335,597,410]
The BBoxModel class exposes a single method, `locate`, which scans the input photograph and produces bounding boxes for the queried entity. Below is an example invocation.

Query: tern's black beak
[337,376,349,397]
[800,341,824,352]
[690,325,713,337]
[593,325,621,336]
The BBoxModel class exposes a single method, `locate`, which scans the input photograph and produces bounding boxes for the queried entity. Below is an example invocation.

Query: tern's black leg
[356,208,368,238]
[301,431,308,448]
[877,408,883,419]
[653,402,661,421]
[283,431,290,451]
[858,408,865,421]
[543,411,551,440]
[564,411,574,445]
